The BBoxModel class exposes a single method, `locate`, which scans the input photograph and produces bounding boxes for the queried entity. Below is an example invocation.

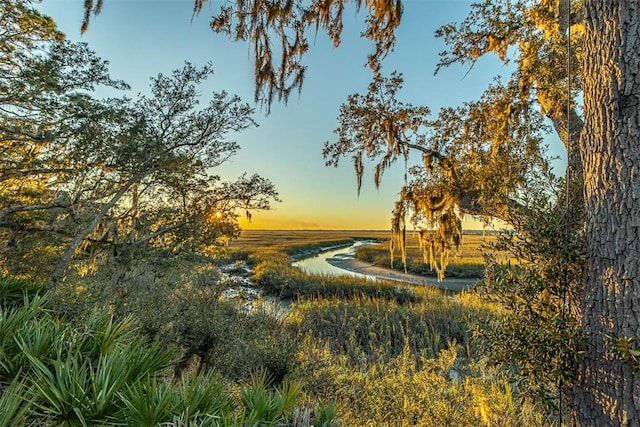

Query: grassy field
[232,229,500,278]
[231,234,548,425]
[229,229,391,249]
[232,229,493,251]
[3,228,552,426]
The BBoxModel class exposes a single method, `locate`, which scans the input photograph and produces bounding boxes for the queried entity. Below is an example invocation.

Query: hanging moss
[391,187,462,281]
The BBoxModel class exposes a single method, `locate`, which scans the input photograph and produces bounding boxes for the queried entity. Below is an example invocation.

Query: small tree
[46,61,279,285]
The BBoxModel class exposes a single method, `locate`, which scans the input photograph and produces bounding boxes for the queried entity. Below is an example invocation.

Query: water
[292,240,377,278]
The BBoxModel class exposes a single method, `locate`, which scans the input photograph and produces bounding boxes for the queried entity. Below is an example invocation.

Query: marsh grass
[250,248,421,302]
[287,293,477,363]
[244,245,547,426]
[230,230,388,250]
[286,288,546,426]
[293,341,547,426]
[355,233,499,278]
[238,240,548,425]
[0,276,336,427]
[240,230,498,281]
[1,226,547,426]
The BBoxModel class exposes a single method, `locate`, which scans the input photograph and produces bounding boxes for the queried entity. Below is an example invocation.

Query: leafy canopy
[0,2,280,285]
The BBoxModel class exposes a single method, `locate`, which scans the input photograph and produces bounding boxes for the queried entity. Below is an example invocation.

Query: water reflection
[292,241,377,279]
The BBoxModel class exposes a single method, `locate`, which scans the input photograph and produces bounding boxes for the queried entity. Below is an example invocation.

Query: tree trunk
[48,174,142,288]
[573,1,640,425]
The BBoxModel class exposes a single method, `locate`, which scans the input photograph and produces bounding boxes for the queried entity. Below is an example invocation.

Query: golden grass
[229,230,392,249]
[231,229,497,259]
[395,232,496,264]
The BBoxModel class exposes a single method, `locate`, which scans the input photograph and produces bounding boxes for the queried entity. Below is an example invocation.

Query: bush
[0,278,335,426]
[130,279,299,384]
[475,176,584,417]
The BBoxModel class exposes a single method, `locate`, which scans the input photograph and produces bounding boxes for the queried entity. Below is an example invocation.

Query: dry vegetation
[232,229,502,280]
[230,230,391,249]
[2,231,551,426]
[232,229,497,255]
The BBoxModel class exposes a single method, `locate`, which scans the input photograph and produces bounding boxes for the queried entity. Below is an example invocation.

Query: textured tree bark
[574,0,640,425]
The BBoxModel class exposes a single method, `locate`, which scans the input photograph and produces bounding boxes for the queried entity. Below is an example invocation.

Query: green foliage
[1,1,279,285]
[0,275,47,309]
[0,378,28,427]
[475,176,584,415]
[0,294,60,383]
[0,278,333,426]
[118,373,233,426]
[113,271,299,384]
[240,372,300,425]
[607,335,640,373]
[0,292,171,425]
[170,285,298,383]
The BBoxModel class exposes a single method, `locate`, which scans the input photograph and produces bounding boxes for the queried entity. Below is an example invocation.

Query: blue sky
[37,0,561,230]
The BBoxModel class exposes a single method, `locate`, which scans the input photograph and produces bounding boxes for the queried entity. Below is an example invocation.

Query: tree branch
[0,199,70,221]
[49,172,143,287]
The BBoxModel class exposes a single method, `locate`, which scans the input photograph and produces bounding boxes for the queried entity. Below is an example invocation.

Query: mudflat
[326,255,477,292]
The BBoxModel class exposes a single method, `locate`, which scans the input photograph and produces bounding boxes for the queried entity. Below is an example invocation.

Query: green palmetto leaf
[0,295,56,383]
[118,376,177,427]
[11,316,61,378]
[0,276,47,309]
[81,312,138,357]
[119,371,234,426]
[0,378,29,427]
[25,347,91,425]
[22,309,175,426]
[175,372,233,421]
[119,339,175,384]
[240,371,301,425]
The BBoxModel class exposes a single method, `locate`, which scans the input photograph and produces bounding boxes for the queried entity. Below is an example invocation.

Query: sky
[36,0,564,230]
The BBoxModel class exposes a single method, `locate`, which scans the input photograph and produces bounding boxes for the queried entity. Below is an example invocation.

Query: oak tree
[47,62,279,285]
[324,72,550,278]
[1,2,280,285]
[82,0,403,113]
[430,1,640,425]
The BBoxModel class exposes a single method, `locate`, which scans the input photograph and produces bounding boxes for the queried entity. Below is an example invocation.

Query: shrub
[476,178,584,417]
[287,293,476,364]
[0,275,46,309]
[0,278,334,426]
